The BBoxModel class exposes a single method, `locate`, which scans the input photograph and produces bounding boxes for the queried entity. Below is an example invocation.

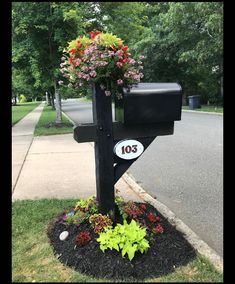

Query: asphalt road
[62,98,223,257]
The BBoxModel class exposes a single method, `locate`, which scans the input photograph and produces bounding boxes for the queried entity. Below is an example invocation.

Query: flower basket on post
[60,31,145,220]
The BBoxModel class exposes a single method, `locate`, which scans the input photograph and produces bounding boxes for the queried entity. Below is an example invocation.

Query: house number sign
[114,139,144,160]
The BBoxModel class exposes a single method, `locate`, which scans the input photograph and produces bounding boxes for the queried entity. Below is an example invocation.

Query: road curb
[123,172,223,273]
[182,109,223,115]
[62,111,76,126]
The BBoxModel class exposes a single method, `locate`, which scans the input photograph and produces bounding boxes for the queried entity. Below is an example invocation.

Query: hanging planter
[59,31,145,99]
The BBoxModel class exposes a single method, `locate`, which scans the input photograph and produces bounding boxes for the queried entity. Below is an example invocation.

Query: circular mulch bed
[47,202,197,281]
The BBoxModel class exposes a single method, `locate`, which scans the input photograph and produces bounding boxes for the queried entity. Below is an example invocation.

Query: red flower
[89,31,102,40]
[69,49,76,54]
[153,224,164,234]
[69,57,76,65]
[122,45,129,53]
[139,203,146,210]
[69,57,73,64]
[147,212,156,222]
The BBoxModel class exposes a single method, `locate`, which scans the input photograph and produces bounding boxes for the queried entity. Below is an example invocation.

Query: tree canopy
[12,2,223,105]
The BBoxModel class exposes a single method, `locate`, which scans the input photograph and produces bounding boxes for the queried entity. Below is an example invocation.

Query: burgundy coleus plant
[75,231,92,246]
[123,201,145,219]
[139,203,146,210]
[147,212,161,223]
[152,224,164,234]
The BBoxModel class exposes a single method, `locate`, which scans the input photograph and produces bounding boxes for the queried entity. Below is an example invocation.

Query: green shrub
[19,94,27,103]
[97,219,150,261]
[75,196,99,215]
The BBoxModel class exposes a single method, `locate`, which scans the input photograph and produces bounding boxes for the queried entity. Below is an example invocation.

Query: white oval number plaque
[114,139,144,160]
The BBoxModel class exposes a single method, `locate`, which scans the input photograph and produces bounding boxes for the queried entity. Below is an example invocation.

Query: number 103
[121,145,137,154]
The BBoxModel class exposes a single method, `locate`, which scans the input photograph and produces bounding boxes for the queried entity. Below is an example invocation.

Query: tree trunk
[46,92,50,105]
[49,91,55,109]
[47,92,52,106]
[54,82,62,124]
[220,75,223,100]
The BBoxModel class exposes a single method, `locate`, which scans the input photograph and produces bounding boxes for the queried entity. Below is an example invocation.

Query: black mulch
[47,202,197,281]
[44,122,72,128]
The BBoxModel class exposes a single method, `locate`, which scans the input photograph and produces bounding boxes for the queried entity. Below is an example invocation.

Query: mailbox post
[92,84,115,220]
[74,82,182,220]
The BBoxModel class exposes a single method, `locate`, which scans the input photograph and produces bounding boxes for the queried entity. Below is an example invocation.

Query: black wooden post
[92,84,115,220]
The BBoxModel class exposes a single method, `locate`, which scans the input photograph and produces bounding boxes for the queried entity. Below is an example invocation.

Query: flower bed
[47,196,196,281]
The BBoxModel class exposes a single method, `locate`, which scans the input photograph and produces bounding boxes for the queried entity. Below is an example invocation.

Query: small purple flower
[116,62,123,68]
[117,79,123,85]
[90,70,97,78]
[128,59,136,64]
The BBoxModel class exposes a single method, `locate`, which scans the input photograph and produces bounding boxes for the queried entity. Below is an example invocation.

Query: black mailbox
[115,83,182,125]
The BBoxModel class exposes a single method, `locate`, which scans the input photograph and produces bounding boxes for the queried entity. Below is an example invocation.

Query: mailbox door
[120,83,182,125]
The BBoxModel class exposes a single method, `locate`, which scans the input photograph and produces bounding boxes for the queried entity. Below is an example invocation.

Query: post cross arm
[73,121,174,143]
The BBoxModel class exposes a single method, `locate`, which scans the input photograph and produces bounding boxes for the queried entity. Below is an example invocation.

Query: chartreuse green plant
[97,219,150,261]
[75,195,98,215]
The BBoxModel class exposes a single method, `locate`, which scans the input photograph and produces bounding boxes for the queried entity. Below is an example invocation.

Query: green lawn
[12,102,41,126]
[34,106,74,136]
[182,105,223,113]
[12,199,223,283]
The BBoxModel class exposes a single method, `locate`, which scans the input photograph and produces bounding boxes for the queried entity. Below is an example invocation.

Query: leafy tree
[12,2,223,108]
[12,2,89,121]
[133,2,223,104]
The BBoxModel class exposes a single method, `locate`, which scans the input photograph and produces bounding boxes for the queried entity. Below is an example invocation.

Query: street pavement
[61,98,223,257]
